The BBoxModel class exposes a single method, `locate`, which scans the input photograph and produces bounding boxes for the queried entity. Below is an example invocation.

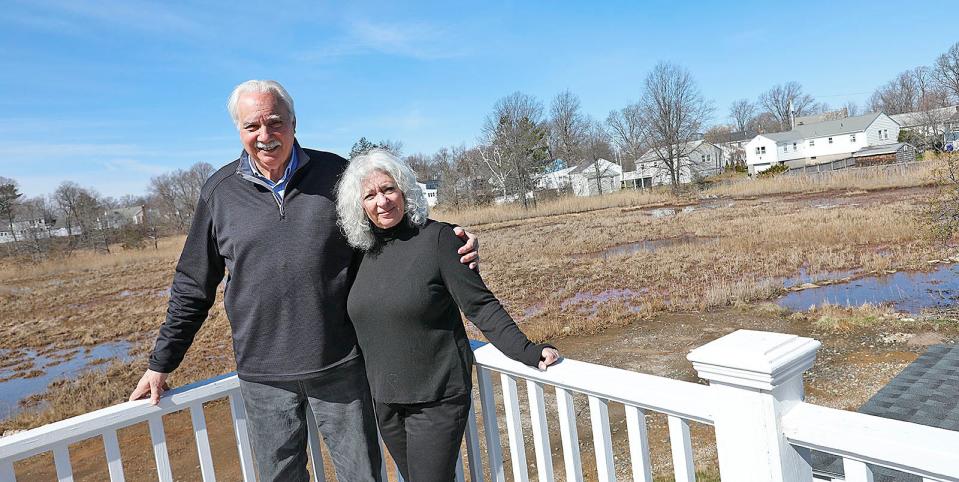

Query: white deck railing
[1,330,958,481]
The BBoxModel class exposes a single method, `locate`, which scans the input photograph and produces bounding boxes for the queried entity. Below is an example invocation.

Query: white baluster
[526,380,554,482]
[843,459,875,482]
[624,406,652,482]
[455,451,466,482]
[463,401,485,482]
[0,460,16,482]
[305,408,326,482]
[52,444,74,482]
[229,392,257,482]
[667,416,694,482]
[500,373,529,482]
[148,416,174,482]
[587,396,615,482]
[554,387,583,482]
[477,367,505,482]
[189,402,216,482]
[102,429,126,482]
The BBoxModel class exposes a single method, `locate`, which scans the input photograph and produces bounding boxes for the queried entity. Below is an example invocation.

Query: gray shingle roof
[812,344,959,481]
[761,112,883,143]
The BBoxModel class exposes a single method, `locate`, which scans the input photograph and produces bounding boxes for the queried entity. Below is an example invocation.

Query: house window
[828,137,833,144]
[850,134,856,142]
[809,140,815,147]
[792,142,797,151]
[760,146,766,154]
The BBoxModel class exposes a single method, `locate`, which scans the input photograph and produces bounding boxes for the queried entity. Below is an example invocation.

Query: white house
[416,182,439,207]
[623,140,724,188]
[890,105,959,149]
[745,112,900,175]
[535,165,578,191]
[568,159,623,196]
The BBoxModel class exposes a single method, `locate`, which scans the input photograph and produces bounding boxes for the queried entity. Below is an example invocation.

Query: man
[129,80,478,481]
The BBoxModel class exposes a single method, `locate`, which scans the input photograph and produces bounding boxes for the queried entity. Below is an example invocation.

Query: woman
[336,149,560,482]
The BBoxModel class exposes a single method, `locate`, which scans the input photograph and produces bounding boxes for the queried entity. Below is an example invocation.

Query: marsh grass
[0,165,950,432]
[707,161,939,198]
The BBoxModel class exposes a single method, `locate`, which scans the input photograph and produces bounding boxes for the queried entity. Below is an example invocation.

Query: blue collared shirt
[242,147,299,207]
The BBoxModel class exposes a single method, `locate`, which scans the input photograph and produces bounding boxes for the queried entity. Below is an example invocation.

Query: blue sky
[2,0,956,198]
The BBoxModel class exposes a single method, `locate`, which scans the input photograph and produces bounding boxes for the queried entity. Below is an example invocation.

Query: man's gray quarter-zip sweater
[149,143,361,382]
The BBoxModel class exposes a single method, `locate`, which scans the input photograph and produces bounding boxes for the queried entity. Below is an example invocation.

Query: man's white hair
[335,149,428,251]
[227,80,296,129]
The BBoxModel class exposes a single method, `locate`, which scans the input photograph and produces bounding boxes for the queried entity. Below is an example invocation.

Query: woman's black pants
[374,393,471,482]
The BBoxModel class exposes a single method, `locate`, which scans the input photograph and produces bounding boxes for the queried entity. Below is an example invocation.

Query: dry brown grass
[433,188,683,226]
[0,164,952,432]
[706,161,940,198]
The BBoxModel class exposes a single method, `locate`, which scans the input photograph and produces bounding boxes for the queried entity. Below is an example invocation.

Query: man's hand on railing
[539,347,560,371]
[129,369,171,405]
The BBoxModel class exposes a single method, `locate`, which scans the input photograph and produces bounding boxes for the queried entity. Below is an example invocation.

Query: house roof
[794,108,848,126]
[636,140,706,164]
[760,112,883,143]
[890,105,959,128]
[851,142,909,158]
[812,344,959,481]
[568,158,619,175]
[104,206,144,219]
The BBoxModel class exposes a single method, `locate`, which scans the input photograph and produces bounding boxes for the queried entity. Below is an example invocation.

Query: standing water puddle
[0,341,133,420]
[777,263,959,313]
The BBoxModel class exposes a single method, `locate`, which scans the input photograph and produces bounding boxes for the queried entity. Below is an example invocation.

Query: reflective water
[782,268,863,289]
[0,341,133,420]
[777,263,959,313]
[561,288,647,316]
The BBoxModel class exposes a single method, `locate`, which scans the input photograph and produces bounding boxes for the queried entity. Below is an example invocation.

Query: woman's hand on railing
[128,369,171,405]
[538,347,560,371]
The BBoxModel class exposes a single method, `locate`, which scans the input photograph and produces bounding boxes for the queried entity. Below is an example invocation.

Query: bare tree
[548,90,587,164]
[729,99,756,132]
[872,67,952,114]
[148,162,213,232]
[758,81,816,130]
[480,92,550,207]
[581,118,616,195]
[405,153,436,181]
[606,102,645,168]
[934,42,959,103]
[637,62,713,188]
[844,100,861,117]
[53,181,108,252]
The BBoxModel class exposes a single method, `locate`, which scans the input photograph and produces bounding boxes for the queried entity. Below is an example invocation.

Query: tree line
[0,162,213,259]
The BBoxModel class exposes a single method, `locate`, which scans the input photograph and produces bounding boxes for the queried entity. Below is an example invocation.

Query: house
[623,140,724,188]
[851,142,918,166]
[745,112,900,175]
[98,206,145,230]
[890,105,959,149]
[416,182,439,207]
[535,165,578,192]
[568,159,623,196]
[712,130,756,167]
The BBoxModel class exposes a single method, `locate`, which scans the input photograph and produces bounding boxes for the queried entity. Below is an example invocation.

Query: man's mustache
[256,140,281,151]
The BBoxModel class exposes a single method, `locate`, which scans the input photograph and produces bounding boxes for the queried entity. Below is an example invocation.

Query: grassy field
[1,159,956,479]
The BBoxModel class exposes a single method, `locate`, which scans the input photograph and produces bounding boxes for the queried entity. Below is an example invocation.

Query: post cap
[687,330,821,390]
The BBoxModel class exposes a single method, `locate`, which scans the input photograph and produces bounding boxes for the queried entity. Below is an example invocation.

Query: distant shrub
[757,164,789,178]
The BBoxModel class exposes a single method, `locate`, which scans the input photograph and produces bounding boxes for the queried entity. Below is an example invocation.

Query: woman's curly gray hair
[335,149,428,250]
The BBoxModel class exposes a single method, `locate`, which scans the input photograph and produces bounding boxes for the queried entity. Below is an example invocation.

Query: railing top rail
[0,372,240,462]
[782,402,959,481]
[470,341,714,424]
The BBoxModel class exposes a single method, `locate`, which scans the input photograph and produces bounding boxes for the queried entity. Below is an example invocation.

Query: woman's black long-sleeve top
[346,218,548,404]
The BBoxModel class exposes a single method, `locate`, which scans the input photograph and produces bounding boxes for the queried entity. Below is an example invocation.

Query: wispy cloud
[102,159,168,176]
[297,19,469,62]
[8,0,203,37]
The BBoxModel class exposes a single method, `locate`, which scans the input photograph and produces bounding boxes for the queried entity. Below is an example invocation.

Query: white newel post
[687,330,821,482]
